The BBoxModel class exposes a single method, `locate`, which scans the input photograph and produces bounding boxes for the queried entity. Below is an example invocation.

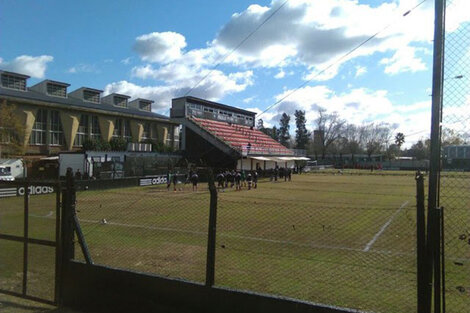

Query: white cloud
[380,46,427,74]
[121,57,132,65]
[249,85,432,145]
[274,69,285,79]
[134,31,187,64]
[354,65,367,77]
[243,96,256,104]
[67,63,99,74]
[209,0,469,80]
[0,55,53,78]
[105,70,253,113]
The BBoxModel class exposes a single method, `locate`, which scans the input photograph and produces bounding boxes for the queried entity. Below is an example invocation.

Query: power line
[256,0,429,121]
[180,0,429,166]
[182,0,290,97]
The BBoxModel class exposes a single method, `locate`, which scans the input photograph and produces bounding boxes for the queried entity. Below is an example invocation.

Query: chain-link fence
[72,171,419,313]
[439,1,470,312]
[74,182,210,283]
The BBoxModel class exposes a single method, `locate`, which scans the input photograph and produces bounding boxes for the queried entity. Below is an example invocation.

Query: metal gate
[0,180,61,305]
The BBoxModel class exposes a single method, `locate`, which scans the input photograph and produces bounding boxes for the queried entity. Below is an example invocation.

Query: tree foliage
[394,132,405,148]
[314,108,345,159]
[0,101,25,156]
[278,113,291,146]
[294,110,310,149]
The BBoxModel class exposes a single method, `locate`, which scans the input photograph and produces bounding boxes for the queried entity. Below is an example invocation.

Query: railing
[240,145,294,156]
[291,149,307,156]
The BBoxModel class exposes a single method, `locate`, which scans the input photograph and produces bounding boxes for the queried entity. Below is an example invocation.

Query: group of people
[165,165,294,193]
[216,170,258,191]
[270,165,292,182]
[166,170,199,192]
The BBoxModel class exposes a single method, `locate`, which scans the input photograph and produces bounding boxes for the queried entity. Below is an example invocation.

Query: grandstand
[171,96,306,169]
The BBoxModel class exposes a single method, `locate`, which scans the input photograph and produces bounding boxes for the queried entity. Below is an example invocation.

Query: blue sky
[1,0,469,146]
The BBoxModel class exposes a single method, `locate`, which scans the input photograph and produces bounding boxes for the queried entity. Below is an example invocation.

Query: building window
[83,90,100,103]
[113,96,127,108]
[142,122,151,141]
[113,119,122,138]
[123,120,132,141]
[49,110,64,146]
[47,83,67,97]
[91,116,101,139]
[139,101,151,111]
[29,109,48,145]
[1,74,26,91]
[74,114,89,146]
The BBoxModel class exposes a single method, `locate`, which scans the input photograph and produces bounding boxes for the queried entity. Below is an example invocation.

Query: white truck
[0,165,15,181]
[0,159,25,181]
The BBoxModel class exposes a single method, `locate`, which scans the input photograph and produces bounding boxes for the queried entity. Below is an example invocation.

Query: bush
[110,137,128,151]
[81,138,112,151]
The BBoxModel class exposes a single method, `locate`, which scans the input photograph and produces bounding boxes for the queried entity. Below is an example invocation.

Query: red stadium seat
[191,117,293,155]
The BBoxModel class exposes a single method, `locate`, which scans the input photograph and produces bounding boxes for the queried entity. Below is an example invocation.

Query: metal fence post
[416,172,427,313]
[61,169,75,265]
[205,170,218,287]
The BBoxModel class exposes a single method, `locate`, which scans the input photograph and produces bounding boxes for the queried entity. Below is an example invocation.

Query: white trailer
[0,159,25,180]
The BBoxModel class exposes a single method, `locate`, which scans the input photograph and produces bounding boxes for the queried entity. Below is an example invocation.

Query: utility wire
[256,0,428,120]
[181,0,428,167]
[182,0,290,97]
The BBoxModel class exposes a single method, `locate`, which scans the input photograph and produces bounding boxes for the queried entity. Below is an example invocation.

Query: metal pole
[205,170,218,287]
[54,183,62,304]
[22,182,29,296]
[416,172,426,313]
[427,0,447,312]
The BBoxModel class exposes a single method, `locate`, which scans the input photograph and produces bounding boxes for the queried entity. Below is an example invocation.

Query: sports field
[1,170,468,313]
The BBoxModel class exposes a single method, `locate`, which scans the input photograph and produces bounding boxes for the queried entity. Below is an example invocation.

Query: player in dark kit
[247,172,253,190]
[225,170,232,188]
[172,171,179,191]
[253,170,258,189]
[235,171,242,190]
[190,172,199,192]
[216,172,225,191]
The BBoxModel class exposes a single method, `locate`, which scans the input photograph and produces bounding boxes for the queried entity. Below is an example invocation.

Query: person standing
[253,170,258,189]
[247,171,253,190]
[235,171,242,191]
[217,171,225,191]
[172,171,178,192]
[241,170,246,188]
[190,171,199,192]
[166,171,171,191]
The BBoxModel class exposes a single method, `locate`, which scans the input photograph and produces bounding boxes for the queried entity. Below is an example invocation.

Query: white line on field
[363,201,409,252]
[29,211,54,218]
[31,213,470,261]
[77,218,396,256]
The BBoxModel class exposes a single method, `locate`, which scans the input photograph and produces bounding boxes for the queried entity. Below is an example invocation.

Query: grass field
[1,170,468,313]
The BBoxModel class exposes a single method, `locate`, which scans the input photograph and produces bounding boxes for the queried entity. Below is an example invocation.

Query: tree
[395,132,405,148]
[343,124,363,164]
[405,139,429,160]
[256,119,264,130]
[0,101,25,157]
[386,144,401,160]
[278,113,291,146]
[294,110,310,149]
[314,109,345,159]
[441,128,466,146]
[361,123,394,160]
[271,126,280,141]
